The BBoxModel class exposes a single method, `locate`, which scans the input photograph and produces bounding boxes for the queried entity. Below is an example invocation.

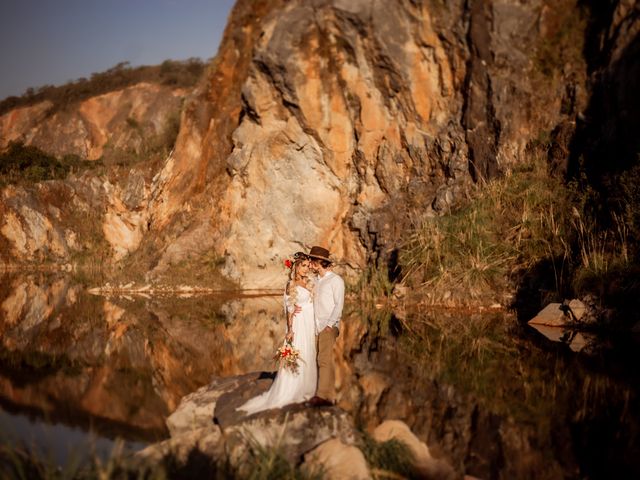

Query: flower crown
[283,251,307,270]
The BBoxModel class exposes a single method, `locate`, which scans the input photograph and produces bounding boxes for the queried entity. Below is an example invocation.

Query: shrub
[0,142,98,186]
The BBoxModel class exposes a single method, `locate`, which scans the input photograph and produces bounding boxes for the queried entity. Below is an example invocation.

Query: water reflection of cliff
[0,273,283,440]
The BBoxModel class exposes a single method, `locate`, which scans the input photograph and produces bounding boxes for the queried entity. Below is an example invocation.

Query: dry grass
[401,158,572,302]
[398,153,633,308]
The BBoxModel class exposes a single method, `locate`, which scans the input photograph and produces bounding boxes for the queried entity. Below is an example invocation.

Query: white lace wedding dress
[237,285,317,415]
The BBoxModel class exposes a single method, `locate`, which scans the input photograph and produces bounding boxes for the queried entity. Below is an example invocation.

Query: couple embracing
[238,246,344,414]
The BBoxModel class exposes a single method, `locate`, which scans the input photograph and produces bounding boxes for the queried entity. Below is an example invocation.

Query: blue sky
[0,0,236,100]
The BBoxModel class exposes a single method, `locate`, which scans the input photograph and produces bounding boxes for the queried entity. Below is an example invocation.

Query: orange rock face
[0,83,185,160]
[146,0,464,287]
[1,0,584,287]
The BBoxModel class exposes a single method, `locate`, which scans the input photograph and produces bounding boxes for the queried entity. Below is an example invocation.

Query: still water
[0,272,284,464]
[1,272,638,477]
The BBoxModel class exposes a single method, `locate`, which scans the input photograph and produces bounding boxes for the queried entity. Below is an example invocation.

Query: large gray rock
[159,372,359,470]
[167,372,264,436]
[211,372,358,465]
[223,404,358,466]
[213,371,276,428]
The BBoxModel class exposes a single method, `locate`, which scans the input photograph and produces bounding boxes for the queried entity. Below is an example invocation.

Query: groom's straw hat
[307,246,332,262]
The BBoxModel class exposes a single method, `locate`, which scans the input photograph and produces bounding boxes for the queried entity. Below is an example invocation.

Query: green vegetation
[400,157,574,303]
[0,439,228,480]
[0,437,323,480]
[394,148,636,324]
[241,443,323,480]
[359,433,417,479]
[0,142,98,187]
[534,0,588,77]
[0,59,205,117]
[98,109,181,168]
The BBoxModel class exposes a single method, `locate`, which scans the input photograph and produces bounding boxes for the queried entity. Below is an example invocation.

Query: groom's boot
[307,395,333,407]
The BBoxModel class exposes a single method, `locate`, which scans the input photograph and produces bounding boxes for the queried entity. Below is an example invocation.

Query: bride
[237,253,317,414]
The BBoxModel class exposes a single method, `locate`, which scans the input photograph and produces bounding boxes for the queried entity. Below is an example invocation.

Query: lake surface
[1,272,639,477]
[0,272,284,464]
[350,307,640,479]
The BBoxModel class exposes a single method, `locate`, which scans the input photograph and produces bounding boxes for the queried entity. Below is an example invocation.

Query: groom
[306,246,344,407]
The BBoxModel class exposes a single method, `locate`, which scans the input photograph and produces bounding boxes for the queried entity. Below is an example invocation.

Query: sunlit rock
[167,373,262,437]
[303,438,370,480]
[528,303,567,327]
[374,420,455,479]
[0,83,185,160]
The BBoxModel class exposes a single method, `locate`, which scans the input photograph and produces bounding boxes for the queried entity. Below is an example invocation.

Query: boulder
[528,303,567,327]
[303,438,370,480]
[135,425,224,466]
[140,372,450,478]
[163,372,358,469]
[373,420,455,479]
[213,371,276,428]
[167,372,264,436]
[223,404,358,466]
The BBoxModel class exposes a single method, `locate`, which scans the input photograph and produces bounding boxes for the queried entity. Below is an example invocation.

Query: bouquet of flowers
[273,340,302,373]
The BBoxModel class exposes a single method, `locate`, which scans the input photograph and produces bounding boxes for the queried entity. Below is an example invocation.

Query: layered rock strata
[3,0,636,291]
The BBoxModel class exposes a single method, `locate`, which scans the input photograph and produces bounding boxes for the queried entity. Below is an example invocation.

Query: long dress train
[237,285,317,414]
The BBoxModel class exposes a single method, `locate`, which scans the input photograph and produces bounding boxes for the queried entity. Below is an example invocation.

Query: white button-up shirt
[313,271,345,332]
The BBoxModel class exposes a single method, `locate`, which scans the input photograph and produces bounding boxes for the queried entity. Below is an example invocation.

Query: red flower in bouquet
[273,341,301,373]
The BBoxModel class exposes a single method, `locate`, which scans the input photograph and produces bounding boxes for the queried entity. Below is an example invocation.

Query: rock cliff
[0,81,186,267]
[0,82,184,161]
[2,0,638,289]
[148,0,576,287]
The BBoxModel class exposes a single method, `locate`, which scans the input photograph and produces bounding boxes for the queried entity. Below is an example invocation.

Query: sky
[0,0,237,100]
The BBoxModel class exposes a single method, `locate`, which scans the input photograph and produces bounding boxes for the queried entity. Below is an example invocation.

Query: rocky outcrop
[141,0,595,287]
[0,82,186,266]
[3,0,632,290]
[0,83,185,161]
[139,373,357,470]
[138,371,453,478]
[570,0,640,178]
[0,172,152,264]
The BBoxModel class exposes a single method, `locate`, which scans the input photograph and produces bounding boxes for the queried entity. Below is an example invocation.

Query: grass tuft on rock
[359,433,417,479]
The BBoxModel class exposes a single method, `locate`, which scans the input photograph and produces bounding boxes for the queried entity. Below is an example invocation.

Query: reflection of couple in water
[238,246,344,414]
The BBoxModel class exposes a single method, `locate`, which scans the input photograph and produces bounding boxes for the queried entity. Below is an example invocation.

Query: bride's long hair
[285,256,311,306]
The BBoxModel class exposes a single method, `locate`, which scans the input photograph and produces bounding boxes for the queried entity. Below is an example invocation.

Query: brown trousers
[316,326,338,400]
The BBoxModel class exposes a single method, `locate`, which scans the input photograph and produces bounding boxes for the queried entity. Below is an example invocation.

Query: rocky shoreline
[135,372,455,479]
